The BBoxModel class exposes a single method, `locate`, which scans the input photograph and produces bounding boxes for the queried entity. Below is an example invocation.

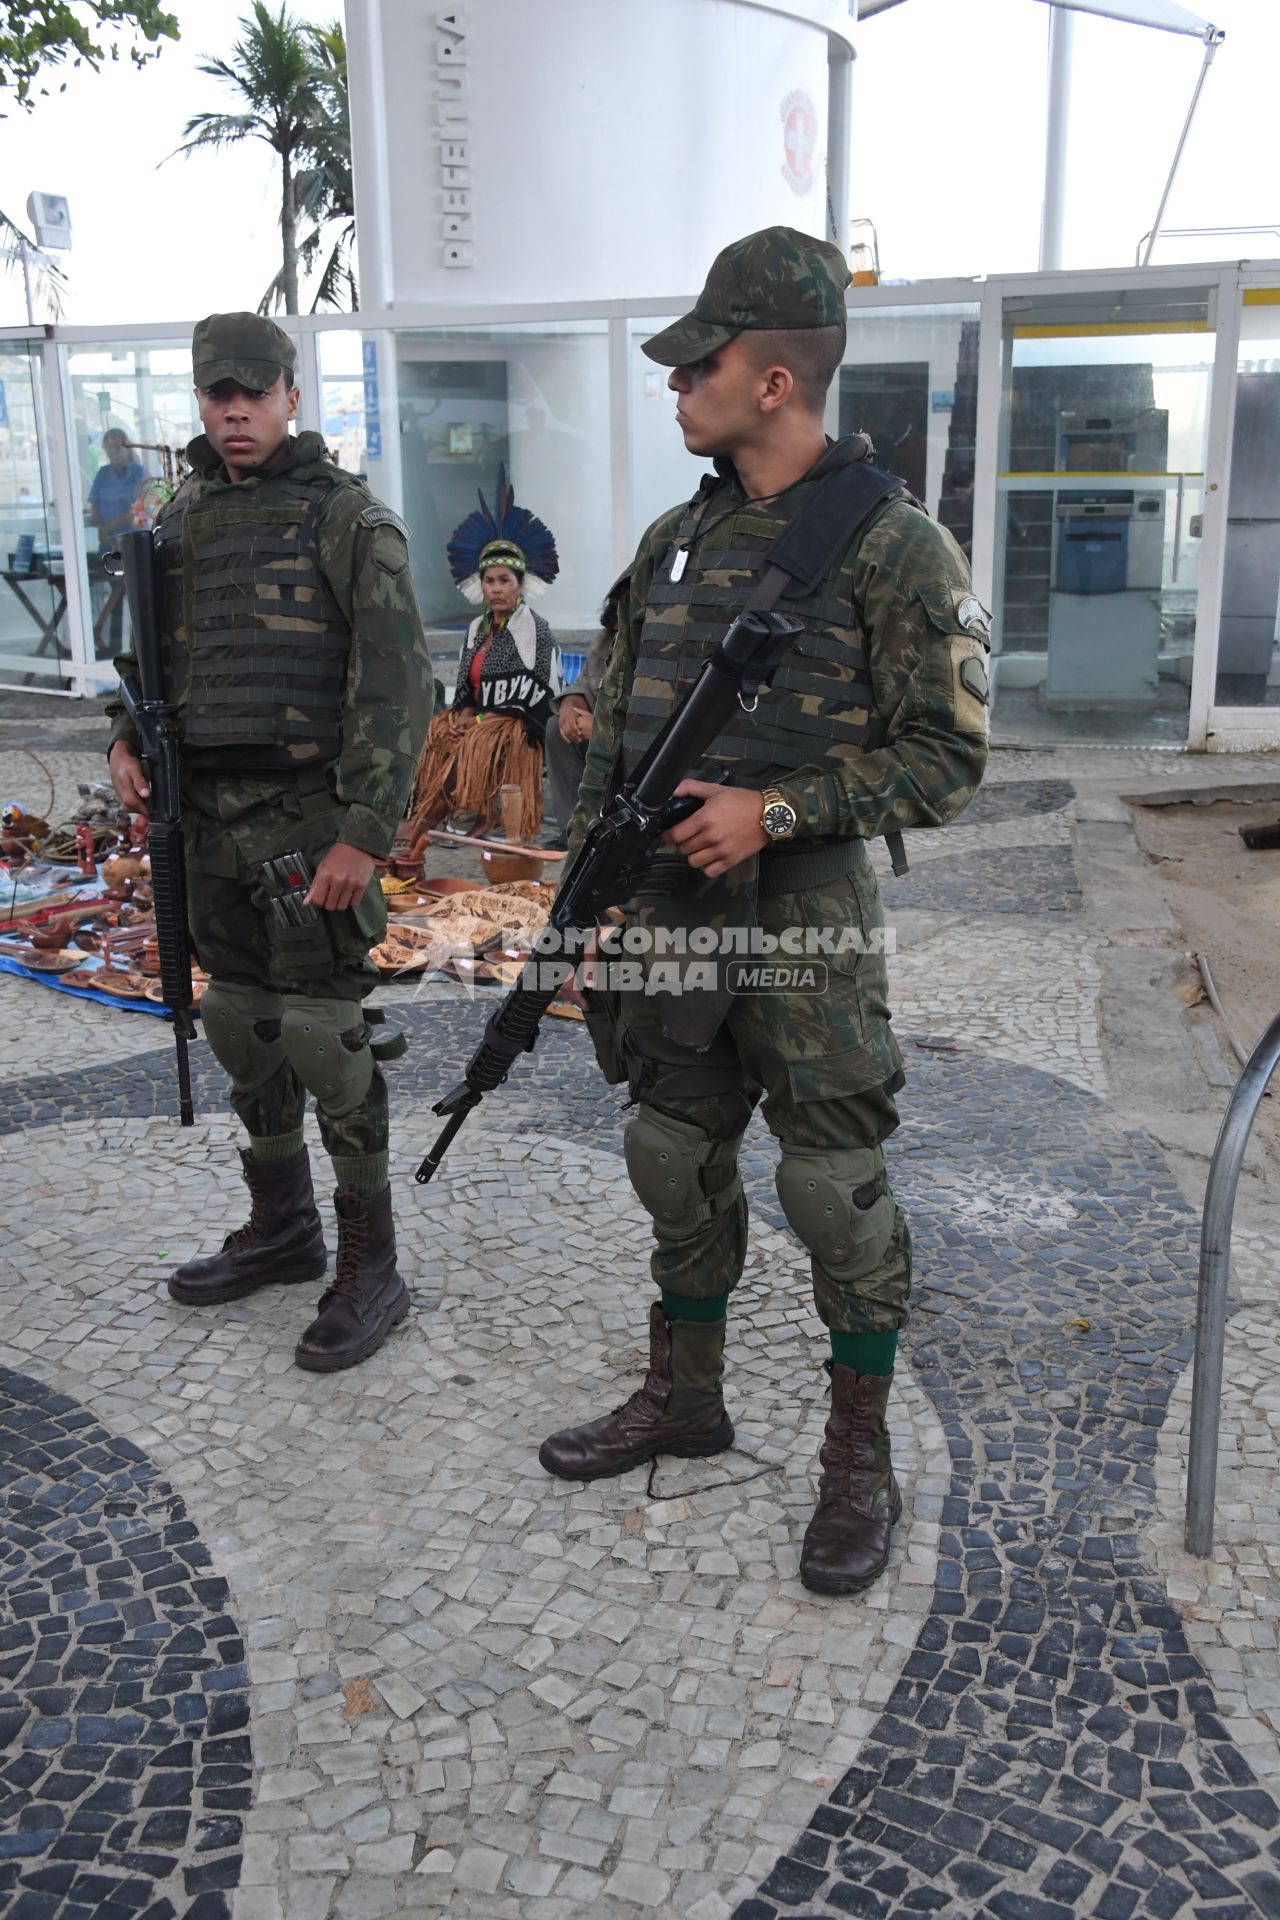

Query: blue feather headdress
[447,465,560,603]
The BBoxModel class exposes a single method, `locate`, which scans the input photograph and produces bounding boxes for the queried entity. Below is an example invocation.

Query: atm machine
[1045,410,1167,706]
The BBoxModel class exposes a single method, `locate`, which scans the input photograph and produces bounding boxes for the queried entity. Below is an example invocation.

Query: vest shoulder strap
[742,451,912,878]
[768,454,906,600]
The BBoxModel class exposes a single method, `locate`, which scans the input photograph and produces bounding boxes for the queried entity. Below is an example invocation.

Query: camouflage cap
[192,311,297,390]
[643,226,851,368]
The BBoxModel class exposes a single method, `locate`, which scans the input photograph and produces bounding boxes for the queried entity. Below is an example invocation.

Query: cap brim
[641,314,741,368]
[192,356,292,391]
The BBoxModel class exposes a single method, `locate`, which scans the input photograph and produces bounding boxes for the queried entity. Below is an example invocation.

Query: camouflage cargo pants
[586,857,912,1334]
[182,770,392,1163]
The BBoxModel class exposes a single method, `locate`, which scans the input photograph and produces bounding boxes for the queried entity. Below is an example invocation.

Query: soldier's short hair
[744,323,846,413]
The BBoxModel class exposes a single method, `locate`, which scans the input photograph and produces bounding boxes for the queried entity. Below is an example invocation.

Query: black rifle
[415,608,803,1184]
[108,529,196,1126]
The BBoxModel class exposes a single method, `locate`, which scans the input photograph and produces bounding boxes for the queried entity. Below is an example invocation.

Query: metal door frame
[1197,267,1280,751]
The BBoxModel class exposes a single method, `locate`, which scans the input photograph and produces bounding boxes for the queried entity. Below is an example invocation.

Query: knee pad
[624,1106,743,1234]
[201,981,286,1094]
[280,997,373,1118]
[776,1144,895,1284]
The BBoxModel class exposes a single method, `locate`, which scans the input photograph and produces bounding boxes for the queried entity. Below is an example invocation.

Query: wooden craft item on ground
[14,947,86,974]
[423,829,565,863]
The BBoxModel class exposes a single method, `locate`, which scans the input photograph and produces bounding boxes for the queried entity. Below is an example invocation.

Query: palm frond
[169,109,266,159]
[0,207,69,321]
[309,223,357,312]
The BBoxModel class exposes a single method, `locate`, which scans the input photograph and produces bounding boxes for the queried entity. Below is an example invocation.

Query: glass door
[992,285,1214,746]
[63,338,199,686]
[0,341,72,690]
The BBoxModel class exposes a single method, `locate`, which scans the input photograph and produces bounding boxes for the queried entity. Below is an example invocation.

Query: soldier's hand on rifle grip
[108,741,151,818]
[661,778,768,878]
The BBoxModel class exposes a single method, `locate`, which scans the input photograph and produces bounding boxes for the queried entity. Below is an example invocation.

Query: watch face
[763,801,796,838]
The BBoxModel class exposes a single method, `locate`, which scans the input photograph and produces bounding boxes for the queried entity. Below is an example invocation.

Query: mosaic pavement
[3,745,1280,1919]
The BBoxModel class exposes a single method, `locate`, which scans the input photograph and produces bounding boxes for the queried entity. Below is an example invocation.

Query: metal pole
[1039,5,1074,271]
[1141,31,1224,268]
[826,34,853,252]
[1185,1008,1280,1556]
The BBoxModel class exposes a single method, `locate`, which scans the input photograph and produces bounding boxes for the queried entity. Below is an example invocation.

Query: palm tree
[170,2,320,315]
[257,18,357,314]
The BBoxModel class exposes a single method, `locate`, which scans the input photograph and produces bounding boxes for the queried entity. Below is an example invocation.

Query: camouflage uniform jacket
[572,437,989,848]
[106,430,434,860]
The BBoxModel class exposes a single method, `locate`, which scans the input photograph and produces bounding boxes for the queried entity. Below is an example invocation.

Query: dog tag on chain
[669,546,688,583]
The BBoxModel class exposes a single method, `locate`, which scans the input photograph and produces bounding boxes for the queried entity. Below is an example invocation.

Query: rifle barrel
[416,1105,472,1184]
[176,1029,194,1127]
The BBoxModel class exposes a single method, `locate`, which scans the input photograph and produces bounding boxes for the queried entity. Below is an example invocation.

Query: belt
[757,837,865,897]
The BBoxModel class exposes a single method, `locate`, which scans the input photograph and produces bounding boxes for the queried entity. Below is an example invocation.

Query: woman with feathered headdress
[408,467,563,851]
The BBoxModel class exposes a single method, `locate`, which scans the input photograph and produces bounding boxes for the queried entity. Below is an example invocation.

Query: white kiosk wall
[346,0,842,309]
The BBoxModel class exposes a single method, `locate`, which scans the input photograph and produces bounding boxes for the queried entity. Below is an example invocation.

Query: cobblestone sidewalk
[3,736,1280,1920]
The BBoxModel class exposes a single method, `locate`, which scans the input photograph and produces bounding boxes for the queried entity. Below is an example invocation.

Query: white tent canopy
[1027,0,1221,42]
[859,0,1221,36]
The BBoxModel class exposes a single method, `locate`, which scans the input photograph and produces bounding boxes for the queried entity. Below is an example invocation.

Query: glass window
[992,286,1214,746]
[318,328,369,476]
[628,316,708,549]
[65,339,199,664]
[325,324,612,674]
[839,301,982,532]
[0,343,71,688]
[1216,294,1280,707]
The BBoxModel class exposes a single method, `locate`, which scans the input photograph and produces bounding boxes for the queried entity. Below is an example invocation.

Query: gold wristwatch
[760,788,799,842]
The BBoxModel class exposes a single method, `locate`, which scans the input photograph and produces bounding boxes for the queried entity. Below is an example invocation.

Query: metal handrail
[1185,1010,1280,1555]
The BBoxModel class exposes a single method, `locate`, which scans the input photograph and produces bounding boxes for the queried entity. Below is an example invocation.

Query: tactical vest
[622,454,905,785]
[155,463,357,764]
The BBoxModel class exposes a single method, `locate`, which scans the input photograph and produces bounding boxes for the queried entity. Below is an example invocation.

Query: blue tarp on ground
[0,949,180,1017]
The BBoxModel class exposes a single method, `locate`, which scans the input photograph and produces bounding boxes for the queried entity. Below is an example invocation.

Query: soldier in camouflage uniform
[539,229,989,1594]
[106,313,434,1373]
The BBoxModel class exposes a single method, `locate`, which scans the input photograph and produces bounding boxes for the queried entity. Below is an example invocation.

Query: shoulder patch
[360,504,410,540]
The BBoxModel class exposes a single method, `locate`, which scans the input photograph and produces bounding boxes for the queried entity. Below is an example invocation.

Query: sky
[0,0,338,329]
[850,0,1274,280]
[0,0,1273,329]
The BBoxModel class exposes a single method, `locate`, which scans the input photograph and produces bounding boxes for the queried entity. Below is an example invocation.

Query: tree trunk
[280,147,299,315]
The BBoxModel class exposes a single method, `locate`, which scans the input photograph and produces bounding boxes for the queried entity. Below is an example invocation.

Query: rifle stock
[110,529,196,1126]
[414,608,803,1185]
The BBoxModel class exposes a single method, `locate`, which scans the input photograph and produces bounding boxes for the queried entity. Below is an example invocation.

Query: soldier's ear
[286,384,300,421]
[757,364,795,415]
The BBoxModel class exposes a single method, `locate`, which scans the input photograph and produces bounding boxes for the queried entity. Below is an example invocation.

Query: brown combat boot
[800,1365,902,1596]
[168,1146,327,1306]
[539,1301,734,1481]
[294,1188,409,1373]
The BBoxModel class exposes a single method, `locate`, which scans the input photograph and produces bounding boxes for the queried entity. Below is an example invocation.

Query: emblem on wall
[780,89,818,195]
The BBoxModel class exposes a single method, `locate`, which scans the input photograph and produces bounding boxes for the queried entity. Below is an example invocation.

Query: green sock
[249,1129,305,1163]
[330,1152,389,1197]
[830,1328,898,1376]
[661,1290,728,1324]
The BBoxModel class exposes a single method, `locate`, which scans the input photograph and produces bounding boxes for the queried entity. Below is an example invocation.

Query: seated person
[544,583,624,848]
[408,471,562,851]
